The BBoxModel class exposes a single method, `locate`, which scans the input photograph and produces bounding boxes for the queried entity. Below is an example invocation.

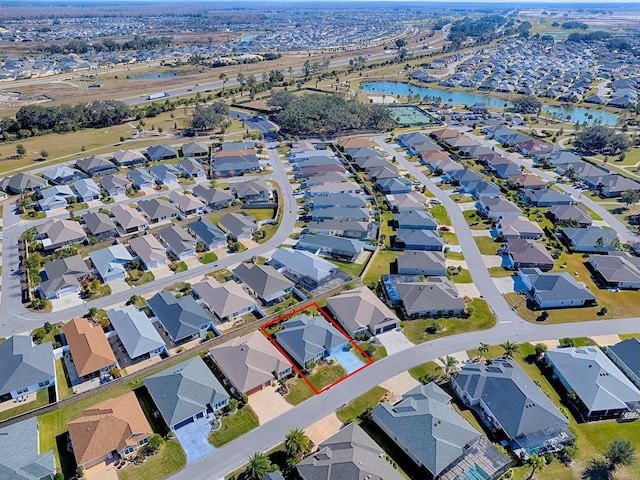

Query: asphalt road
[0,142,295,337]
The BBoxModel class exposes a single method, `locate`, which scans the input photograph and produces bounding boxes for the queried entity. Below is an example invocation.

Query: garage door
[173,416,195,430]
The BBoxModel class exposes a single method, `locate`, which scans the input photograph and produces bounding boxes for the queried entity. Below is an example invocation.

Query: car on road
[187,89,193,92]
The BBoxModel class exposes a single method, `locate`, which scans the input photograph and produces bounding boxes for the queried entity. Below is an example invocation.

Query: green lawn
[462,210,494,231]
[430,204,451,225]
[449,193,475,203]
[67,202,89,212]
[474,235,500,255]
[353,342,388,363]
[441,231,459,245]
[173,261,188,273]
[246,208,276,222]
[362,250,399,285]
[55,358,74,400]
[336,386,388,424]
[126,269,155,286]
[118,440,186,480]
[445,250,464,261]
[199,252,218,264]
[285,363,347,405]
[209,405,260,448]
[487,266,514,278]
[408,361,441,383]
[207,268,232,283]
[285,376,315,406]
[0,388,50,422]
[619,333,640,340]
[401,299,496,345]
[448,268,472,283]
[380,212,394,249]
[326,257,366,278]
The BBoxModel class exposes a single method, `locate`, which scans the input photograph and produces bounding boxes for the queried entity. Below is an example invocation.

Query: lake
[127,72,179,81]
[361,81,618,126]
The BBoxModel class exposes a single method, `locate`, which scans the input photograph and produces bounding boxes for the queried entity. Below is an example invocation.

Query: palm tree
[245,452,272,480]
[285,428,311,459]
[500,340,519,359]
[527,453,545,479]
[477,342,489,362]
[219,73,227,91]
[439,355,460,380]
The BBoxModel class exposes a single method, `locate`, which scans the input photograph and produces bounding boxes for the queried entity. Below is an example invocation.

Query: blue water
[127,72,179,81]
[361,81,618,126]
[332,347,366,374]
[240,34,258,43]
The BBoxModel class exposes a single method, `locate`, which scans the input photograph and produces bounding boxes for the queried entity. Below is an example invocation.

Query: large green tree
[190,102,228,132]
[245,452,273,479]
[574,126,628,154]
[605,439,635,470]
[284,427,311,459]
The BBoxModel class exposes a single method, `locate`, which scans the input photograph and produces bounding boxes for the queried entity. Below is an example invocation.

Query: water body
[361,81,618,126]
[127,72,179,81]
[240,33,258,43]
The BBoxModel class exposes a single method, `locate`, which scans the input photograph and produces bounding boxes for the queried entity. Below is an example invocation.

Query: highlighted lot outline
[261,302,373,394]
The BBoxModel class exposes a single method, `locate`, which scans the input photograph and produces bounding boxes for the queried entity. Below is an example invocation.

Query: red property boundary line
[260,302,373,395]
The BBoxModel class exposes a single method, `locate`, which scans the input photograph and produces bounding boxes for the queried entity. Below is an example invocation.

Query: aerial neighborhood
[1,3,640,480]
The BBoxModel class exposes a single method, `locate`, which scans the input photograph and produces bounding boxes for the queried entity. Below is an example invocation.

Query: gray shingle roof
[0,417,55,480]
[232,263,293,299]
[144,357,229,428]
[326,287,398,336]
[157,225,195,256]
[148,290,212,342]
[276,314,347,366]
[82,211,117,236]
[39,254,90,297]
[188,218,225,246]
[296,234,365,256]
[108,305,165,359]
[588,253,640,284]
[0,335,54,397]
[609,339,640,384]
[519,268,595,304]
[137,198,180,221]
[192,185,233,206]
[218,212,257,238]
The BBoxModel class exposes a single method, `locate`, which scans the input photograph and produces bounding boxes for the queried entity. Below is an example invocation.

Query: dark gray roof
[76,155,117,175]
[372,383,480,476]
[232,263,293,299]
[312,193,368,209]
[395,228,444,249]
[396,251,446,273]
[394,210,438,230]
[297,423,403,480]
[609,339,640,383]
[0,417,56,480]
[588,253,640,284]
[137,198,180,220]
[561,227,618,251]
[523,188,571,205]
[188,218,225,246]
[548,204,592,225]
[146,144,177,161]
[218,212,257,238]
[82,211,117,236]
[0,335,54,397]
[519,268,595,304]
[297,234,365,256]
[214,154,260,173]
[192,185,233,206]
[157,225,195,256]
[396,278,465,313]
[148,290,212,342]
[276,314,347,366]
[546,347,640,413]
[144,357,229,428]
[128,168,154,187]
[453,359,569,442]
[40,254,90,296]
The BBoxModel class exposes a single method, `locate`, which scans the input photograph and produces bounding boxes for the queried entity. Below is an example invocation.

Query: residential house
[449,169,483,193]
[307,181,362,197]
[110,204,148,234]
[503,238,554,271]
[181,141,209,158]
[149,164,179,186]
[1,172,47,194]
[232,263,295,306]
[472,181,501,200]
[478,197,521,219]
[146,144,177,161]
[372,383,511,479]
[169,191,206,218]
[112,149,147,167]
[127,169,154,191]
[76,155,118,177]
[326,287,398,337]
[491,162,521,180]
[296,234,365,261]
[296,423,404,480]
[37,254,90,299]
[99,174,130,197]
[367,164,399,181]
[311,192,368,210]
[545,347,640,420]
[396,251,447,276]
[310,207,370,223]
[178,158,206,179]
[560,226,619,253]
[148,290,214,343]
[607,339,640,389]
[394,210,438,230]
[0,417,56,480]
[82,211,118,239]
[452,359,573,458]
[128,234,167,270]
[72,178,101,202]
[188,218,226,250]
[63,318,117,381]
[42,165,88,185]
[548,204,593,227]
[517,268,596,309]
[37,218,87,251]
[511,174,547,190]
[395,228,444,251]
[298,165,347,178]
[522,188,572,207]
[375,177,412,194]
[275,314,347,368]
[137,198,180,223]
[518,139,554,157]
[583,174,640,198]
[214,153,260,177]
[307,220,372,240]
[108,306,166,361]
[269,248,338,291]
[588,252,640,290]
[220,141,256,151]
[89,243,133,283]
[68,392,153,469]
[208,331,291,395]
[144,357,229,430]
[231,179,271,204]
[192,185,233,209]
[218,212,258,240]
[385,191,428,212]
[0,335,54,401]
[382,276,464,318]
[157,225,196,260]
[38,185,75,211]
[496,216,543,240]
[545,150,582,170]
[193,278,257,323]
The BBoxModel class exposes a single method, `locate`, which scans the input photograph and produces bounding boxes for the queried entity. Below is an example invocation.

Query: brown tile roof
[337,137,373,149]
[63,318,116,377]
[68,391,152,467]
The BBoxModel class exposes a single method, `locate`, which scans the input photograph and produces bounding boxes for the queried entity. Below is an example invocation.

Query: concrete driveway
[493,276,516,294]
[377,329,413,355]
[174,417,215,464]
[249,385,292,424]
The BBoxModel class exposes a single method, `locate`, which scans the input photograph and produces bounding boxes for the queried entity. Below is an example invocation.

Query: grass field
[209,406,260,448]
[173,261,188,273]
[55,358,74,400]
[430,204,451,225]
[326,256,366,278]
[199,252,218,264]
[118,440,186,480]
[336,386,388,424]
[445,250,464,261]
[285,363,347,405]
[126,269,155,286]
[408,360,441,382]
[353,342,388,363]
[449,268,472,283]
[463,210,494,230]
[0,389,50,423]
[362,250,399,285]
[487,266,514,278]
[474,235,500,255]
[401,298,495,344]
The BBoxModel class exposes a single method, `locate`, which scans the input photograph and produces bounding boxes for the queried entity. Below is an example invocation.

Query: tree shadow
[582,458,613,480]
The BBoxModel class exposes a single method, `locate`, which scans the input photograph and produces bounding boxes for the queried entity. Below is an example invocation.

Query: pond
[361,81,618,126]
[240,33,258,43]
[127,72,179,81]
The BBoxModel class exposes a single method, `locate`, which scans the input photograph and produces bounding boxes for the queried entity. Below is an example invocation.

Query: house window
[123,446,135,456]
[38,380,50,388]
